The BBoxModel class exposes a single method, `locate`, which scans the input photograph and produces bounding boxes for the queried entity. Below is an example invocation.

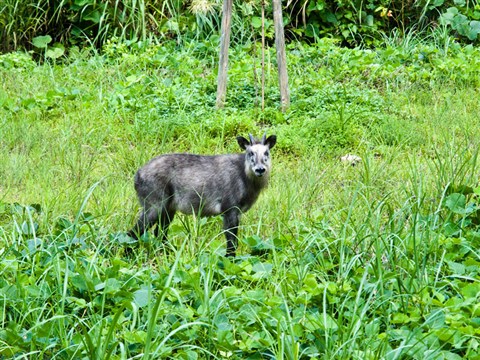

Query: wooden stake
[272,0,290,111]
[216,0,233,109]
[261,0,265,111]
[252,26,259,108]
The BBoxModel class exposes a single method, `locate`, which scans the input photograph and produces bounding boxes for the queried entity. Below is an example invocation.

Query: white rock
[341,154,362,166]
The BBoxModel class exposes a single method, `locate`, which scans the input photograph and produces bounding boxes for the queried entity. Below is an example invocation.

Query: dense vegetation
[1,33,480,358]
[2,0,480,53]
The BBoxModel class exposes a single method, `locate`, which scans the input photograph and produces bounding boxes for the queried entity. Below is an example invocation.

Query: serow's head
[237,133,277,178]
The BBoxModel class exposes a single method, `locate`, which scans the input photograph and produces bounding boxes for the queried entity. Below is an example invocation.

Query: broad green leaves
[440,6,480,41]
[32,35,65,60]
[32,35,52,49]
[445,193,467,214]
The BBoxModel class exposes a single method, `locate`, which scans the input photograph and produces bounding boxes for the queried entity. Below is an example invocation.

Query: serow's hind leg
[127,208,160,240]
[223,209,240,257]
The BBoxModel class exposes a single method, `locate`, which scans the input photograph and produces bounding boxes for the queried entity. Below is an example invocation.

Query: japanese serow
[128,134,277,256]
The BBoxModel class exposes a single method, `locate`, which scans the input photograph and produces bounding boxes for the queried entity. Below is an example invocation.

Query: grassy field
[1,39,480,359]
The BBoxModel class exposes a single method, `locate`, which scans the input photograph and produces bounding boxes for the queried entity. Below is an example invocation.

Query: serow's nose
[255,167,266,176]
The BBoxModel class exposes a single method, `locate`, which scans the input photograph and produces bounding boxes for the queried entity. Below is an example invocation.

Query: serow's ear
[264,135,277,149]
[237,136,250,150]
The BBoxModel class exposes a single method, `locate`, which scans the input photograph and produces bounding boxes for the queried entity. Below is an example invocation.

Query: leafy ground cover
[1,39,480,359]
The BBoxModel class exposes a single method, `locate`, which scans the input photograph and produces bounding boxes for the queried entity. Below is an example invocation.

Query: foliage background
[1,0,480,53]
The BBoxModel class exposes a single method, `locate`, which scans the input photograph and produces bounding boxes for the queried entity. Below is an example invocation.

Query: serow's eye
[264,151,269,157]
[248,151,254,157]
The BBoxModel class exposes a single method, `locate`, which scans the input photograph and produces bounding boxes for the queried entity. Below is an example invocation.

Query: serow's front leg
[127,208,159,240]
[223,209,240,257]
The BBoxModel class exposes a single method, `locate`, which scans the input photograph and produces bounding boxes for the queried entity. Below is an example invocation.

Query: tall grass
[0,0,185,52]
[0,0,48,51]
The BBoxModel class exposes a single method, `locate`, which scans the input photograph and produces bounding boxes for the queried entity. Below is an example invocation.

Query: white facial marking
[246,144,271,177]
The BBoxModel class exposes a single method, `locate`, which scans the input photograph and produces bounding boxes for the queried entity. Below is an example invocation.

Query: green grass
[1,39,480,359]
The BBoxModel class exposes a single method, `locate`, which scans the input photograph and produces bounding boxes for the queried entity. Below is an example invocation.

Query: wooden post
[272,0,290,111]
[216,0,233,109]
[261,0,265,111]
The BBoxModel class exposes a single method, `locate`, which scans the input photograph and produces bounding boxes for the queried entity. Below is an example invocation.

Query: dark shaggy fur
[128,134,277,256]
